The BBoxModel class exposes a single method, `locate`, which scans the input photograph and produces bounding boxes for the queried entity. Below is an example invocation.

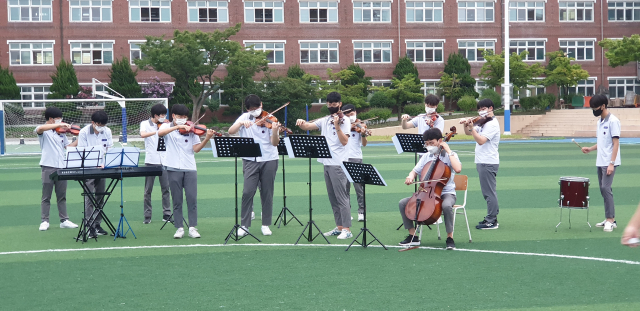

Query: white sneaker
[261,225,272,236]
[603,221,614,232]
[188,227,200,238]
[39,222,49,231]
[60,220,78,229]
[174,228,184,239]
[596,220,617,228]
[251,212,255,220]
[323,227,341,236]
[358,213,364,222]
[337,229,353,240]
[238,226,249,237]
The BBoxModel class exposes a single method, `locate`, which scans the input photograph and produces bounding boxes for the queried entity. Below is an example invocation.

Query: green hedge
[457,95,477,113]
[358,107,392,124]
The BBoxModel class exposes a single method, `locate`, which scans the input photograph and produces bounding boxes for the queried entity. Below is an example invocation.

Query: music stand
[284,135,332,245]
[273,138,303,228]
[105,147,140,240]
[212,137,263,244]
[341,162,388,251]
[392,133,426,230]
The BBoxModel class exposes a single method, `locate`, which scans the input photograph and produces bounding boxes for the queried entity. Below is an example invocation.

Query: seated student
[342,104,369,222]
[157,104,216,239]
[401,94,445,134]
[35,107,79,231]
[397,128,462,250]
[140,104,171,224]
[77,110,113,238]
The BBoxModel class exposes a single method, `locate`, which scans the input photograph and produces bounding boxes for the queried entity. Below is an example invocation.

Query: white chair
[419,174,472,243]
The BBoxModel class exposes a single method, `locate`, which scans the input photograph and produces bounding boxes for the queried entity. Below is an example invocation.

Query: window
[353,1,392,22]
[129,41,146,64]
[246,42,285,64]
[70,42,114,65]
[458,1,494,22]
[421,81,439,96]
[509,40,545,61]
[300,42,339,63]
[608,78,640,98]
[187,1,228,22]
[70,0,112,22]
[372,80,392,87]
[608,2,640,21]
[514,83,545,100]
[20,86,50,108]
[129,0,171,22]
[559,1,593,22]
[353,41,392,63]
[406,1,443,22]
[300,1,338,22]
[8,0,52,22]
[9,42,54,65]
[475,81,490,93]
[560,40,594,61]
[458,40,495,61]
[509,1,544,21]
[244,1,284,23]
[406,41,444,63]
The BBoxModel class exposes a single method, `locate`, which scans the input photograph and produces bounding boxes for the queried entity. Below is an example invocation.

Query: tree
[544,50,590,105]
[48,59,80,99]
[0,66,23,120]
[478,50,545,97]
[393,57,421,85]
[108,57,142,98]
[220,48,269,115]
[318,68,370,109]
[341,64,372,99]
[136,24,265,121]
[438,53,477,109]
[599,34,640,68]
[444,52,471,75]
[372,74,424,119]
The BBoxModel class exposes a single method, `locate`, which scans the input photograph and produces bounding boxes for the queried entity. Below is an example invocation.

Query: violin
[55,124,81,136]
[461,114,493,127]
[178,121,222,137]
[255,110,293,134]
[403,126,457,226]
[350,118,375,137]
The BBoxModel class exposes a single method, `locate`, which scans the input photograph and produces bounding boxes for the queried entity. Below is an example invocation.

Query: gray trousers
[143,164,171,221]
[347,158,365,213]
[167,170,198,228]
[41,166,69,223]
[399,194,456,233]
[477,163,500,223]
[597,166,617,218]
[84,178,105,228]
[241,159,278,228]
[324,165,352,228]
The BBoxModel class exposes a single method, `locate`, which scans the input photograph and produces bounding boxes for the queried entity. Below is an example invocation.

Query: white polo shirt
[314,115,351,166]
[35,126,70,168]
[234,112,278,162]
[414,151,459,195]
[160,122,199,171]
[140,119,165,165]
[77,124,113,166]
[473,118,500,164]
[347,129,363,159]
[411,114,445,135]
[596,113,621,167]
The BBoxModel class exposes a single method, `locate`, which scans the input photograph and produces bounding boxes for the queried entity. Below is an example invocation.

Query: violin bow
[571,139,583,150]
[255,102,290,126]
[407,178,448,185]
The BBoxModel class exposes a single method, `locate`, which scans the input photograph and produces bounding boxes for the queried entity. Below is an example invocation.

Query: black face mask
[328,106,340,114]
[593,107,603,117]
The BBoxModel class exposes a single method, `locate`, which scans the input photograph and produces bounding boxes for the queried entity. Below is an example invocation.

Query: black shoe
[478,219,487,225]
[399,234,420,246]
[87,228,98,239]
[95,226,108,236]
[476,222,499,230]
[143,220,151,224]
[163,215,173,223]
[446,237,456,250]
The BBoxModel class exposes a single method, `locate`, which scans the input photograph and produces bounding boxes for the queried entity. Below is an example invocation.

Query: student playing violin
[342,104,368,222]
[401,94,444,135]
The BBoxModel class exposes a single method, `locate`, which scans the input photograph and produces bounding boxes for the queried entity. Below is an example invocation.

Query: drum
[558,177,589,208]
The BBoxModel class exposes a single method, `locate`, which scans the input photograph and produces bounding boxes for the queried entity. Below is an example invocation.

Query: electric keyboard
[50,166,163,181]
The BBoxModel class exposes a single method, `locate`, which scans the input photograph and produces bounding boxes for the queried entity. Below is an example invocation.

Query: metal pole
[0,101,5,155]
[305,104,310,135]
[503,0,511,135]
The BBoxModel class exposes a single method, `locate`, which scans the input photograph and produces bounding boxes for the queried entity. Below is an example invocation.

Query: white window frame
[457,39,496,62]
[353,1,393,23]
[353,40,393,63]
[559,38,595,61]
[513,79,546,100]
[372,80,393,87]
[475,80,490,93]
[128,0,172,22]
[69,0,113,22]
[128,40,146,65]
[405,39,445,63]
[559,0,594,22]
[406,1,443,22]
[69,40,115,65]
[244,1,285,23]
[187,0,229,23]
[299,0,339,23]
[8,0,53,22]
[509,38,546,61]
[457,1,495,23]
[8,40,55,66]
[608,77,640,98]
[244,40,286,65]
[508,1,545,22]
[607,1,640,21]
[18,84,51,108]
[299,40,340,64]
[421,80,439,97]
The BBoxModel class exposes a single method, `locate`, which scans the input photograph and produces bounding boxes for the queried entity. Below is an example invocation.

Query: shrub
[436,103,445,113]
[537,93,556,110]
[48,59,80,99]
[479,88,501,108]
[369,91,393,108]
[402,103,425,117]
[105,101,122,122]
[44,102,82,123]
[519,96,540,111]
[108,57,142,99]
[358,107,392,124]
[457,95,477,113]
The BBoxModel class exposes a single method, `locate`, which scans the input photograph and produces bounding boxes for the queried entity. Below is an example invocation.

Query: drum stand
[556,196,591,232]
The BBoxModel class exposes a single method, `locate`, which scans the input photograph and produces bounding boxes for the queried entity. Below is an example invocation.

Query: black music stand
[104,147,139,240]
[273,138,303,228]
[342,162,388,251]
[285,135,332,244]
[392,133,427,230]
[212,137,263,244]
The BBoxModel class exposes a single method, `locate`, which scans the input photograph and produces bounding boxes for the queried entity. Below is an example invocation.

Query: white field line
[0,243,638,265]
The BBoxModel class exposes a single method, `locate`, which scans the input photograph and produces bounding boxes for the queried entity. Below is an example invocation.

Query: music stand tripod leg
[225,156,261,244]
[346,183,386,251]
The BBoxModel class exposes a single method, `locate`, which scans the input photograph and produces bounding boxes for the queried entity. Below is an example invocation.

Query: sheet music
[65,146,103,168]
[105,147,140,168]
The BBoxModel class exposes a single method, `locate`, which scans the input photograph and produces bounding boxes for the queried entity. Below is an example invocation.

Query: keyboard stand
[75,178,118,243]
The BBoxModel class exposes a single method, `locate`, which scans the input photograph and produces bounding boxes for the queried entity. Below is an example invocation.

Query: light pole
[503,0,511,135]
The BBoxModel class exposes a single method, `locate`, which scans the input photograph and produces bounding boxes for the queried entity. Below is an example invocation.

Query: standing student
[157,104,216,239]
[580,94,621,232]
[342,104,369,222]
[461,99,501,230]
[228,94,282,237]
[401,94,444,134]
[35,107,79,231]
[77,110,113,238]
[140,104,171,224]
[296,92,353,240]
